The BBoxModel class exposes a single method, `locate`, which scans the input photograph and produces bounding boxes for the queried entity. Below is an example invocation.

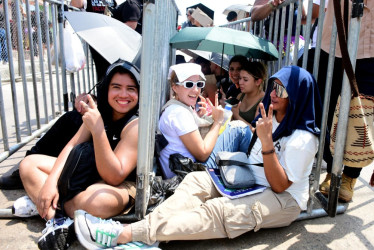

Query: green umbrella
[170,27,278,61]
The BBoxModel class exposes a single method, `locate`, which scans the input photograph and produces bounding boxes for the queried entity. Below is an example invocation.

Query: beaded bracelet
[262,148,275,155]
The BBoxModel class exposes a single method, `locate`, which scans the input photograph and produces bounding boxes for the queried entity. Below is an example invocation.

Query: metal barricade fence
[0,0,96,162]
[221,0,363,218]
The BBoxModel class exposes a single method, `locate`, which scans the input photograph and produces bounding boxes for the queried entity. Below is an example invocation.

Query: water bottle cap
[225,104,232,111]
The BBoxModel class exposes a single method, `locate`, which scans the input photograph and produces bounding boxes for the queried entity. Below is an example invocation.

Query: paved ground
[0,140,373,250]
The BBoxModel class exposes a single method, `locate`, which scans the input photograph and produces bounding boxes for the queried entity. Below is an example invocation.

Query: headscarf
[252,66,323,141]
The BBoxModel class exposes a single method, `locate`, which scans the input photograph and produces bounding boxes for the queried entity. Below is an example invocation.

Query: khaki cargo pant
[132,172,301,245]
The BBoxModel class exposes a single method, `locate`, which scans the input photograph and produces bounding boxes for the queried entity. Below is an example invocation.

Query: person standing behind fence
[251,0,306,64]
[70,0,142,82]
[19,60,141,250]
[0,8,8,63]
[312,0,374,202]
[181,8,195,29]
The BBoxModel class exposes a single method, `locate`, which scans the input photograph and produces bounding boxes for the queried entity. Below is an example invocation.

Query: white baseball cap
[168,63,206,82]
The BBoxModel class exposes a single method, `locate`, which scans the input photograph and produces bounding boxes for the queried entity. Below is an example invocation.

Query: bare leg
[64,181,132,219]
[19,154,57,219]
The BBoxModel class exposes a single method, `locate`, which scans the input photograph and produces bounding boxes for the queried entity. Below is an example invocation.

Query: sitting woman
[223,55,249,101]
[19,60,140,249]
[158,63,224,179]
[74,66,323,248]
[232,61,267,126]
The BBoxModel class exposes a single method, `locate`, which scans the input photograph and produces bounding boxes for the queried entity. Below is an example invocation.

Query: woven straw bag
[330,95,374,167]
[329,0,374,168]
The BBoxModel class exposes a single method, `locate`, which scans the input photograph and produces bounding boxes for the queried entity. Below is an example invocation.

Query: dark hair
[241,61,267,81]
[97,60,140,124]
[227,11,237,21]
[241,61,267,90]
[229,55,248,68]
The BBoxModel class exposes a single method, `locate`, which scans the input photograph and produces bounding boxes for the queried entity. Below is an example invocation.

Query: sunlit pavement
[1,139,373,250]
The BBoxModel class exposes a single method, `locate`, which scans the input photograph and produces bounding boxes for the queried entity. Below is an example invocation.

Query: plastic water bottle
[219,104,233,135]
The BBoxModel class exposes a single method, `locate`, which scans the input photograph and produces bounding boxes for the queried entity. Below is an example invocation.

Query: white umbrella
[64,12,142,64]
[223,3,254,21]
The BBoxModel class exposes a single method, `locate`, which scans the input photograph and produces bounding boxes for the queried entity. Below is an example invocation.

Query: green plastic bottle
[219,104,233,135]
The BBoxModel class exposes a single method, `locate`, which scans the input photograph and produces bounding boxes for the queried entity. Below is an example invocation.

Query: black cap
[227,11,237,21]
[106,59,140,87]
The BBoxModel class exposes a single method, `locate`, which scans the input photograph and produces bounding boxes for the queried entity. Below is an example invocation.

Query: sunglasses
[272,81,288,98]
[176,81,205,89]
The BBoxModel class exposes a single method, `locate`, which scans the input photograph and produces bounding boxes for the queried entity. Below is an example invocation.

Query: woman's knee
[19,155,37,179]
[65,186,130,218]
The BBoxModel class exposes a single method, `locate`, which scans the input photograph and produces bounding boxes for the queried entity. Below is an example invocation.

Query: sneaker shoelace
[41,219,55,235]
[93,218,122,247]
[41,217,69,235]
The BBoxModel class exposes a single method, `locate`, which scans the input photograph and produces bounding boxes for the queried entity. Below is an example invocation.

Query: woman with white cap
[158,63,224,179]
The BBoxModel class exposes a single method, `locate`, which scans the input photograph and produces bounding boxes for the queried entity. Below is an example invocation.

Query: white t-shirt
[159,104,198,179]
[250,116,318,210]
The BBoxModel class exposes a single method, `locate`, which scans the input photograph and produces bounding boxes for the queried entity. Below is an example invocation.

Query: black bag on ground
[169,153,206,178]
[58,141,100,210]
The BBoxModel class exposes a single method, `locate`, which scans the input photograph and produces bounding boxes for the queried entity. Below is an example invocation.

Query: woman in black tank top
[19,60,141,229]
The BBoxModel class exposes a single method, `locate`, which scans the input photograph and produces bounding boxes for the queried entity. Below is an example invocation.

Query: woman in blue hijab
[73,66,323,249]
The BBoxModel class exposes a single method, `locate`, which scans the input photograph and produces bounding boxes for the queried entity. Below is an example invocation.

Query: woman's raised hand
[210,93,224,124]
[256,103,273,143]
[81,94,104,134]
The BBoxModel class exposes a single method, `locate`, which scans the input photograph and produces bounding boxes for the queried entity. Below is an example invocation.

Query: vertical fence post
[57,1,67,111]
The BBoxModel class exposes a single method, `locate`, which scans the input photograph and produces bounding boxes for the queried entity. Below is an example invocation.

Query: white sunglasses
[176,81,205,89]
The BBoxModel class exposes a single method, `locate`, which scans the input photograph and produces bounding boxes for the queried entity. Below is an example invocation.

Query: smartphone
[195,97,201,112]
[225,98,240,106]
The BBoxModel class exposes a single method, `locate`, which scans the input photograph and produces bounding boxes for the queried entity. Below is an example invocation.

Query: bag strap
[333,0,360,97]
[246,130,258,156]
[310,18,319,40]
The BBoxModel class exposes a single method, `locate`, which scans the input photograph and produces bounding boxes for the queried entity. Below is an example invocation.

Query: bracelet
[262,148,275,155]
[268,0,276,10]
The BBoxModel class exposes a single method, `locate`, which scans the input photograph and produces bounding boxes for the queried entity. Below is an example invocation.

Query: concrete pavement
[0,140,373,249]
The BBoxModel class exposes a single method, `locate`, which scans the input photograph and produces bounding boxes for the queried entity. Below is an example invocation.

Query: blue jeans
[203,121,252,169]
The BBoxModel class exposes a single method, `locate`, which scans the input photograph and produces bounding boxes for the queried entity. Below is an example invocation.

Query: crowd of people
[0,0,372,249]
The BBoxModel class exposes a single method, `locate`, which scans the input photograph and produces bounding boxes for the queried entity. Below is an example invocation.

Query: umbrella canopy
[223,4,254,20]
[187,3,214,20]
[64,12,142,64]
[170,27,278,61]
[181,49,231,71]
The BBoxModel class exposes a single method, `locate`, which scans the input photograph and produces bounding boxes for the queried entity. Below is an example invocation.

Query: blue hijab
[252,66,323,141]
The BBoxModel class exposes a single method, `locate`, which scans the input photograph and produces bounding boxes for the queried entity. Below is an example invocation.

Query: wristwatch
[268,0,276,10]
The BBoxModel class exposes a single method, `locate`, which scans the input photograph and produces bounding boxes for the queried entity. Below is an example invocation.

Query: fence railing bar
[35,0,49,123]
[292,0,303,65]
[51,4,62,114]
[14,0,32,136]
[43,1,56,119]
[3,0,21,143]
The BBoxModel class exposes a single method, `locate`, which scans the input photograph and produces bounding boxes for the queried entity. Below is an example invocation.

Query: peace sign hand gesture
[256,103,274,145]
[81,94,104,135]
[210,93,224,124]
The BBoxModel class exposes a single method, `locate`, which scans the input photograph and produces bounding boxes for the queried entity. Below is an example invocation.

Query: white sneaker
[38,217,76,250]
[12,196,38,217]
[74,210,125,249]
[74,210,160,250]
